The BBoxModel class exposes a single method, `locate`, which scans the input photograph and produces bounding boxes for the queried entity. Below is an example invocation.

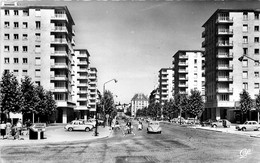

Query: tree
[103,90,115,115]
[0,72,21,121]
[255,91,260,123]
[187,89,204,119]
[43,91,57,122]
[239,89,253,123]
[20,76,39,122]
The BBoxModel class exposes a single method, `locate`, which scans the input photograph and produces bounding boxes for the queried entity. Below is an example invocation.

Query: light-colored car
[147,121,162,134]
[64,120,93,132]
[211,119,231,128]
[236,121,260,131]
[186,118,200,125]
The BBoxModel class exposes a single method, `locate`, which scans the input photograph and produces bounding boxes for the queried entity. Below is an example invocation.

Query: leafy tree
[0,72,21,120]
[187,89,204,119]
[174,93,189,116]
[239,89,253,122]
[102,90,115,115]
[255,91,260,123]
[44,91,57,117]
[110,109,118,119]
[20,76,40,122]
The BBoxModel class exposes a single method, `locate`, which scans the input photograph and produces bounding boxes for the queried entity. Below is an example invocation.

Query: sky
[17,0,260,104]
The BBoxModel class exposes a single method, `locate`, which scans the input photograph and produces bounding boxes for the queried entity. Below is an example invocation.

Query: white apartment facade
[72,49,90,120]
[172,50,205,98]
[88,67,98,117]
[0,2,76,123]
[131,93,149,117]
[202,9,260,122]
[158,68,174,104]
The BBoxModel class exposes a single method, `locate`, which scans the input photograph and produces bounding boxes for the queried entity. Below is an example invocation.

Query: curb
[250,135,260,138]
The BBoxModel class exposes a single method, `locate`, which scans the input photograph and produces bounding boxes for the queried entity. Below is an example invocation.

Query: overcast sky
[19,0,259,104]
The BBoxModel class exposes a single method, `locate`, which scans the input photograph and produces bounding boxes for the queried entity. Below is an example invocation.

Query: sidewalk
[0,124,113,147]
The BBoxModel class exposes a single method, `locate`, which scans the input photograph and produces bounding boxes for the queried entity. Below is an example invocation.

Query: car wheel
[159,131,162,134]
[68,127,73,132]
[212,124,217,128]
[85,127,90,132]
[242,127,246,131]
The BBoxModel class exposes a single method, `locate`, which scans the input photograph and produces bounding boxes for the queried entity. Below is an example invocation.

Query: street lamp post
[95,78,117,136]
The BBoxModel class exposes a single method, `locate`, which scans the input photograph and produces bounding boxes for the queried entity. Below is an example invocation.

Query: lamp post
[99,79,117,130]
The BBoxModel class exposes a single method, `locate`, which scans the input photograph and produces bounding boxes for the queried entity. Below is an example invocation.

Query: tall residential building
[0,2,76,123]
[202,9,260,122]
[131,93,149,117]
[72,49,90,120]
[158,68,174,104]
[88,67,98,117]
[172,50,205,97]
[149,88,160,104]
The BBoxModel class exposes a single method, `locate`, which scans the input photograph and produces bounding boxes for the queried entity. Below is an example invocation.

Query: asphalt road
[1,120,260,163]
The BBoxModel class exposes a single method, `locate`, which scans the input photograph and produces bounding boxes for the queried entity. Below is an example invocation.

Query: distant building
[131,93,149,117]
[202,9,260,122]
[158,68,174,104]
[172,50,205,98]
[87,67,98,117]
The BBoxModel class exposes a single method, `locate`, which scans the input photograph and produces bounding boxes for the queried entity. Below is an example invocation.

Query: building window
[14,34,19,40]
[23,10,29,16]
[22,34,28,40]
[14,10,19,16]
[35,9,41,17]
[243,36,248,44]
[23,58,28,64]
[242,59,248,67]
[13,70,18,76]
[36,21,41,29]
[243,71,248,79]
[14,58,19,64]
[4,70,10,74]
[255,72,259,77]
[243,48,248,55]
[4,34,10,40]
[35,45,41,53]
[35,33,41,41]
[14,22,19,28]
[243,12,248,20]
[255,83,260,89]
[219,94,229,101]
[4,58,9,64]
[22,22,28,28]
[35,69,41,77]
[5,10,9,15]
[14,46,19,52]
[255,26,259,32]
[35,57,41,65]
[255,60,260,66]
[255,13,259,20]
[243,82,248,90]
[255,49,260,55]
[243,24,248,32]
[4,46,9,52]
[22,46,28,52]
[4,22,10,28]
[22,70,28,76]
[255,37,260,43]
[35,81,41,86]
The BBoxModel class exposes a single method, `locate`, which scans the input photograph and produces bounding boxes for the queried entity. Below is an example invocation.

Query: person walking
[6,121,12,137]
[16,119,22,136]
[0,121,7,139]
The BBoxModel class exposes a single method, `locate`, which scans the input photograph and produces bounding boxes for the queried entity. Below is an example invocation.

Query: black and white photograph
[0,0,260,162]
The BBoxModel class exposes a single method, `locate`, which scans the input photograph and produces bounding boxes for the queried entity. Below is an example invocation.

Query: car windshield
[150,122,159,125]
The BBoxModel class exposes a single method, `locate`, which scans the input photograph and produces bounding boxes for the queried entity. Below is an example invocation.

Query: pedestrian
[6,121,12,137]
[0,121,7,139]
[138,121,143,130]
[16,119,22,136]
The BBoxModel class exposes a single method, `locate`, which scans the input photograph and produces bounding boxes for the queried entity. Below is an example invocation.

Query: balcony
[216,41,233,48]
[179,55,188,59]
[77,53,88,58]
[51,51,68,57]
[178,62,188,66]
[216,76,233,82]
[50,63,68,69]
[77,90,88,94]
[216,29,233,36]
[78,68,88,72]
[216,88,233,94]
[77,97,88,101]
[77,76,88,80]
[78,61,89,66]
[216,52,233,59]
[51,26,68,33]
[179,76,188,80]
[78,83,88,87]
[178,69,188,73]
[51,87,68,92]
[179,83,188,87]
[161,71,168,75]
[88,76,96,80]
[50,75,68,81]
[216,65,233,71]
[51,38,68,45]
[216,17,233,24]
[202,30,206,38]
[51,14,68,22]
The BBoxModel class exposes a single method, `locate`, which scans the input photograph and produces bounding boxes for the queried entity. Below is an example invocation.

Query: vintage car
[64,120,93,132]
[147,121,162,134]
[211,119,231,128]
[236,121,260,131]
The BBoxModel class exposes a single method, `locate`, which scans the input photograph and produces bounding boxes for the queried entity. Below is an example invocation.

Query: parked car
[147,121,162,134]
[201,119,216,127]
[211,119,231,128]
[236,121,260,131]
[186,118,200,125]
[64,120,94,132]
[170,118,178,123]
